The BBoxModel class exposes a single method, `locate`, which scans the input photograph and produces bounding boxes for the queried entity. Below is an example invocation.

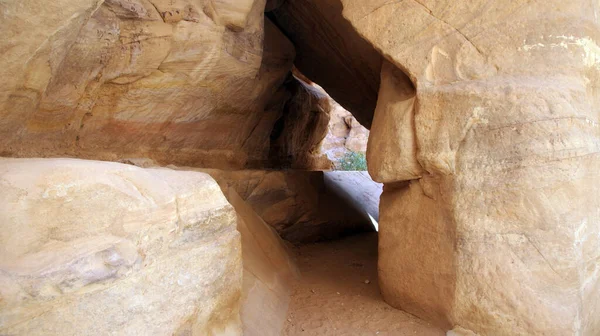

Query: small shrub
[337,151,367,171]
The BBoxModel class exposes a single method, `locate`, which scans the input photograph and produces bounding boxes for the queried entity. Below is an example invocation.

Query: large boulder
[0,158,242,335]
[338,1,600,334]
[0,0,329,170]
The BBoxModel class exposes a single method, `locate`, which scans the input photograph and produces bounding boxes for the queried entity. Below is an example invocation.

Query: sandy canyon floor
[282,232,444,336]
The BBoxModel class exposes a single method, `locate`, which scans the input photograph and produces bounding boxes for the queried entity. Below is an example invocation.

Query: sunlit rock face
[0,0,330,169]
[337,1,600,335]
[0,158,242,335]
[319,91,369,166]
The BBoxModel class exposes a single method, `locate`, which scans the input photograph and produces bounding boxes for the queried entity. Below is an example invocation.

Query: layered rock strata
[0,158,243,335]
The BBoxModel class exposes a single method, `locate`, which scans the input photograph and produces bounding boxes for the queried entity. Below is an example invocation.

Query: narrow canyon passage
[282,233,443,336]
[1,0,598,335]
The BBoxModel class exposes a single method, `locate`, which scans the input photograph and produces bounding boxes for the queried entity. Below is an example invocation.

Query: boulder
[0,158,242,335]
[340,0,600,334]
[0,0,328,170]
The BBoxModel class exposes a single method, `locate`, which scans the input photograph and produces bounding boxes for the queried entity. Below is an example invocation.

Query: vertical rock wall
[340,1,600,334]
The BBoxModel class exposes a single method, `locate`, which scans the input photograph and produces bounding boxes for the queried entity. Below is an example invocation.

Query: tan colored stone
[0,0,328,170]
[339,0,600,334]
[227,189,298,336]
[0,158,242,335]
[320,95,370,164]
[367,60,422,183]
[202,169,375,242]
[267,79,332,170]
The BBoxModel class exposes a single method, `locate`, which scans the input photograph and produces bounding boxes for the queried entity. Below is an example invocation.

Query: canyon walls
[0,0,599,335]
[203,169,375,242]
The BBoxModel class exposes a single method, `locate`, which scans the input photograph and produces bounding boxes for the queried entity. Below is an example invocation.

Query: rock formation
[268,0,381,127]
[0,0,599,335]
[203,169,375,242]
[0,0,329,170]
[320,92,370,166]
[0,158,242,335]
[339,1,600,335]
[226,189,298,336]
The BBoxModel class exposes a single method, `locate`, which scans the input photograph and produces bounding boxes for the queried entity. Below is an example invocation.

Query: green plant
[337,151,367,171]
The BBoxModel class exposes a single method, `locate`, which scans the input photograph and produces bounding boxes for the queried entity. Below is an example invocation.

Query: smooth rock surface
[0,158,242,335]
[227,189,298,336]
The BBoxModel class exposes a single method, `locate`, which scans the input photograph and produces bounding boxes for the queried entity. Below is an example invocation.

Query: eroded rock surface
[0,0,329,170]
[0,158,242,335]
[339,1,600,334]
[320,96,369,165]
[266,78,332,170]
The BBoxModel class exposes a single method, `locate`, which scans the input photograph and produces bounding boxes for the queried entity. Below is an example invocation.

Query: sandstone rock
[227,189,298,336]
[270,0,381,127]
[204,169,375,242]
[339,1,600,334]
[320,96,370,165]
[0,158,242,335]
[367,60,422,183]
[0,0,328,170]
[266,77,332,170]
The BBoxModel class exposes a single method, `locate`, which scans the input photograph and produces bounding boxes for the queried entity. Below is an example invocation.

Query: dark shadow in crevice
[267,0,382,129]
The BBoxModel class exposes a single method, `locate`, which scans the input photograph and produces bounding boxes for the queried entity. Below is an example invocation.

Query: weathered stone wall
[339,1,600,334]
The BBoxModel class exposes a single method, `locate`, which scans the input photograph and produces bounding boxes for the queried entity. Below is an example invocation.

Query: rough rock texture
[269,0,381,127]
[227,189,298,336]
[338,1,600,335]
[0,0,328,169]
[0,158,242,335]
[320,96,370,165]
[267,78,332,170]
[203,169,375,242]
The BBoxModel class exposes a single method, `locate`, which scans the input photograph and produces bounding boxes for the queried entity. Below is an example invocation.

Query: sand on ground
[282,232,445,336]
